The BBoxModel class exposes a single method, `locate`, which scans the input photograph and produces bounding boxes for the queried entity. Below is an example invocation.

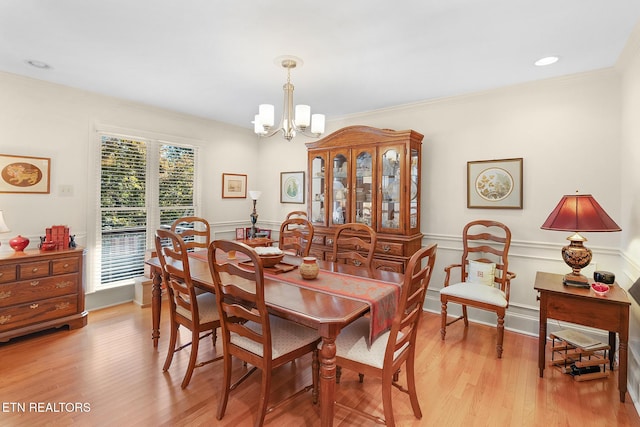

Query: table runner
[189,250,400,343]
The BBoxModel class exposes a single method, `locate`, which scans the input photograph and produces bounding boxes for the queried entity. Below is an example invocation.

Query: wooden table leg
[538,293,547,378]
[619,327,629,402]
[151,268,163,348]
[318,327,338,427]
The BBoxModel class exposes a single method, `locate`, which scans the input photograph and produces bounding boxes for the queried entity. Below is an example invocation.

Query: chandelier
[253,57,325,141]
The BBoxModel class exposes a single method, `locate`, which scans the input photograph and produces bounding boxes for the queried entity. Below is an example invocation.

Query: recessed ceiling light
[25,59,52,69]
[534,56,559,66]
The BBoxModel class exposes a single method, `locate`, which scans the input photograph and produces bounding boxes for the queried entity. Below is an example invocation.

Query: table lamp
[249,190,262,239]
[541,193,621,287]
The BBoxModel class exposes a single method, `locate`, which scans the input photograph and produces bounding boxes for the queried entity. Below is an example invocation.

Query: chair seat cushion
[175,292,220,323]
[330,317,406,369]
[440,282,507,307]
[231,315,319,358]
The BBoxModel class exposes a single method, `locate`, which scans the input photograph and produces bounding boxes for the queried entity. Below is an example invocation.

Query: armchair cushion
[440,282,507,307]
[467,260,496,287]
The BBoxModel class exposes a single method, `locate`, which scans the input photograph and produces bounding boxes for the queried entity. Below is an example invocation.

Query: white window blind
[95,134,196,290]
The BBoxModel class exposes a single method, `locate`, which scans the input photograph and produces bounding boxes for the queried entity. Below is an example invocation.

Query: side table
[534,271,630,402]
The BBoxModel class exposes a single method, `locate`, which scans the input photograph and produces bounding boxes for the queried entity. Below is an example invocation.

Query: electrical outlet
[59,185,74,197]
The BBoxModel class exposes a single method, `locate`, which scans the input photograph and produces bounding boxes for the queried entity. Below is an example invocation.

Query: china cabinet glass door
[330,152,349,225]
[379,146,403,233]
[310,154,326,225]
[410,148,420,230]
[353,148,375,227]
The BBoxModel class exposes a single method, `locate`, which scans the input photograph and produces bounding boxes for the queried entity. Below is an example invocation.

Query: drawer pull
[55,302,70,310]
[63,263,70,269]
[382,245,391,252]
[30,281,40,287]
[32,267,39,273]
[30,303,39,309]
[352,260,362,267]
[0,272,3,277]
[56,281,72,289]
[0,290,12,299]
[0,315,11,325]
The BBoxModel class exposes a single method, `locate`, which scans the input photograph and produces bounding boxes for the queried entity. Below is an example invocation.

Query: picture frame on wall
[222,173,247,198]
[280,171,305,204]
[467,158,523,209]
[0,154,51,194]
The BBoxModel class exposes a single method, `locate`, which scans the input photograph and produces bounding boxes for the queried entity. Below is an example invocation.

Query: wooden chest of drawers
[0,248,86,342]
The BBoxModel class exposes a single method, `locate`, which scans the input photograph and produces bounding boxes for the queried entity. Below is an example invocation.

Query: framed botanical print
[280,171,304,204]
[0,154,51,194]
[222,173,247,198]
[467,158,523,209]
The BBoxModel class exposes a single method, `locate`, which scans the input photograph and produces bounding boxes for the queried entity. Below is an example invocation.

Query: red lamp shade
[541,194,621,287]
[541,194,621,232]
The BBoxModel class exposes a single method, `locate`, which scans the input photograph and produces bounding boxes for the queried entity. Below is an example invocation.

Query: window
[95,134,197,290]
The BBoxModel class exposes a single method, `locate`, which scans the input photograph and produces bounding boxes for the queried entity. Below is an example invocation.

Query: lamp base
[563,272,590,288]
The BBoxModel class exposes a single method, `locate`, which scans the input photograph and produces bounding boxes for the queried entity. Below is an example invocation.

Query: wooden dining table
[145,250,403,427]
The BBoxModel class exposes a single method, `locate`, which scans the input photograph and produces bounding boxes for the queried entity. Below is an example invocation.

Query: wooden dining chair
[321,243,437,426]
[170,216,210,251]
[278,217,314,257]
[208,239,321,427]
[154,229,221,388]
[439,220,516,358]
[285,210,308,220]
[331,223,377,270]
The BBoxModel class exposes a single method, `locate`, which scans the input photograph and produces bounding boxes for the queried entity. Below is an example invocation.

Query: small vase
[9,235,29,252]
[299,256,319,280]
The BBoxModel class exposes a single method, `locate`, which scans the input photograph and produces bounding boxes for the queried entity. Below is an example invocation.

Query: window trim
[88,124,201,293]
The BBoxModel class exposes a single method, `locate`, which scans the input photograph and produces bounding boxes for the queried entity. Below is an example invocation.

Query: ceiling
[1,1,640,130]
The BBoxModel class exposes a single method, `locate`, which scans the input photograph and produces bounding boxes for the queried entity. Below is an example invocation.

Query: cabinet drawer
[311,235,325,246]
[0,295,78,332]
[52,257,79,275]
[0,274,79,308]
[372,259,404,273]
[0,264,17,284]
[375,241,404,257]
[18,261,50,280]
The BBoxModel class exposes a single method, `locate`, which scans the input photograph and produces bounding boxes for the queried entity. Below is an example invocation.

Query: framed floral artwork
[467,158,523,209]
[222,173,247,198]
[0,154,51,194]
[280,171,304,204]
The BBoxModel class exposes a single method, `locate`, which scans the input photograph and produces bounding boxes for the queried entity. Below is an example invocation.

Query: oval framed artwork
[280,171,305,204]
[0,154,51,194]
[467,158,523,209]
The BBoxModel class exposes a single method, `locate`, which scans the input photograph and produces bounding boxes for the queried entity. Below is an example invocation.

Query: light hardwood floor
[1,302,638,426]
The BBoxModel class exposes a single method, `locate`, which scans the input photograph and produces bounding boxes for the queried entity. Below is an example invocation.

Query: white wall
[618,21,640,402]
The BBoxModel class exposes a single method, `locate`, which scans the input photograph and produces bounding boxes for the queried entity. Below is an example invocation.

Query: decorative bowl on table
[254,247,284,268]
[591,282,610,296]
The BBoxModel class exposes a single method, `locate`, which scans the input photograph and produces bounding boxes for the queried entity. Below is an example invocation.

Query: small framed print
[235,227,245,240]
[222,173,247,198]
[280,171,305,204]
[467,158,523,209]
[0,154,51,194]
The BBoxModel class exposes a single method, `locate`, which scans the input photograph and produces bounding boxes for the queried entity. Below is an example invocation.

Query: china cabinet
[0,248,87,342]
[306,126,423,272]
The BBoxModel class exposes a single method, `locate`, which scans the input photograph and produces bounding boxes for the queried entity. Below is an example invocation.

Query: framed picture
[222,173,247,198]
[280,171,305,204]
[0,154,51,194]
[467,158,523,209]
[235,227,245,240]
